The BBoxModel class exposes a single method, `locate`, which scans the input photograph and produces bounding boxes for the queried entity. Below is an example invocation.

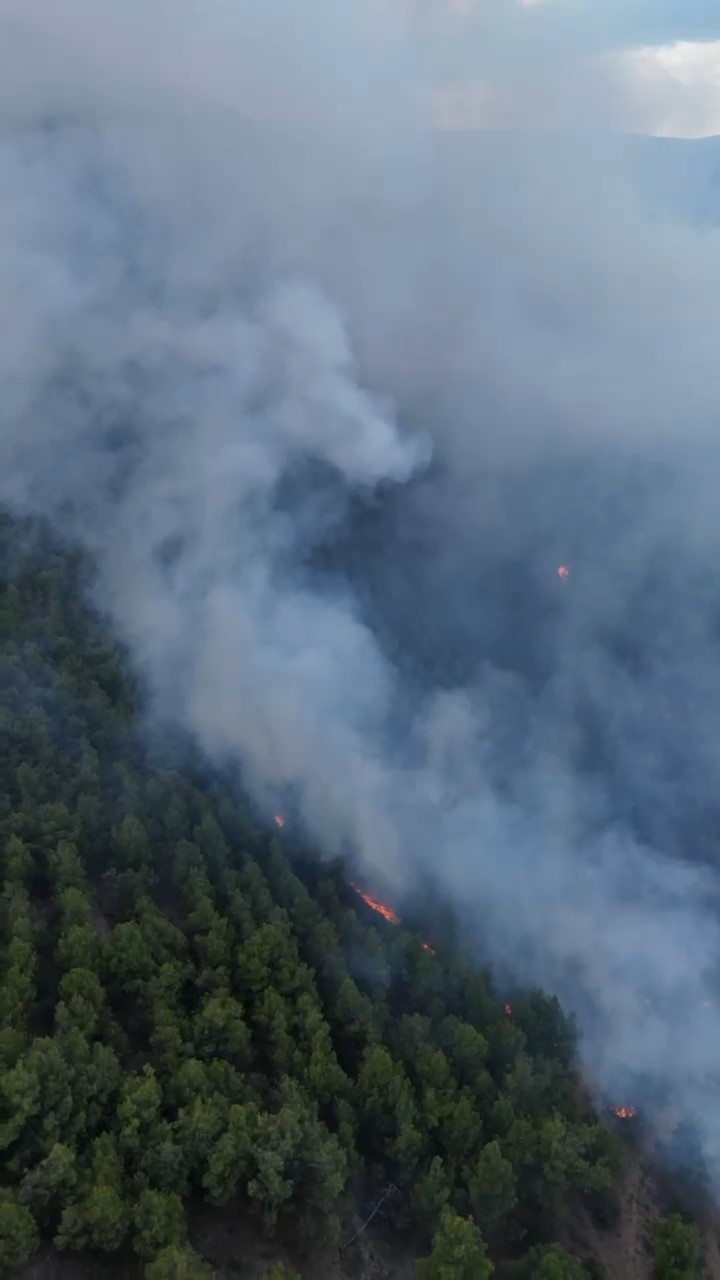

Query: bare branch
[340,1184,398,1252]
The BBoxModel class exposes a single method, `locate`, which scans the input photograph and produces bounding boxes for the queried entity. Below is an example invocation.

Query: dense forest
[0,512,706,1277]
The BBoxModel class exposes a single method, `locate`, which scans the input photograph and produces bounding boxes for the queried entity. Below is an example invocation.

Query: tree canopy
[0,515,692,1276]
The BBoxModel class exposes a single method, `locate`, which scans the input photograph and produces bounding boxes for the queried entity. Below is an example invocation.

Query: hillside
[0,518,710,1279]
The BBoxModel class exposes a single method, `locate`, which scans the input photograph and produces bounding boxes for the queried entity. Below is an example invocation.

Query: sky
[420,0,720,135]
[2,0,720,136]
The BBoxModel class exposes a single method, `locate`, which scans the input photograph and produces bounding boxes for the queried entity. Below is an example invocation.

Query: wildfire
[613,1106,637,1120]
[349,883,402,926]
[557,565,571,580]
[273,814,286,829]
[349,882,436,953]
[504,1003,513,1016]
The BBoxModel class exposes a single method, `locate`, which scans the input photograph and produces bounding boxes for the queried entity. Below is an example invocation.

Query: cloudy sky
[1,0,720,138]
[420,0,720,135]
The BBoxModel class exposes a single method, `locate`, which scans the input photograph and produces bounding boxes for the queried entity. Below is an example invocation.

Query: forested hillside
[0,513,704,1277]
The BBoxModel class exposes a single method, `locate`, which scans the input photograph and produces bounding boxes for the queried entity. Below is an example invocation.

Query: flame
[273,813,286,829]
[349,882,436,952]
[350,882,402,926]
[613,1106,637,1120]
[557,565,571,580]
[504,1003,513,1016]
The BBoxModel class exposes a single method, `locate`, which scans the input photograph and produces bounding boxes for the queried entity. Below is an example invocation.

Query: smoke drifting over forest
[3,2,720,1185]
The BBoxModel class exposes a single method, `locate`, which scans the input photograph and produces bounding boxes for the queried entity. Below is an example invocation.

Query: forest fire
[613,1106,637,1120]
[557,565,571,580]
[504,1003,513,1016]
[270,816,435,949]
[349,885,436,953]
[268,815,436,952]
[349,883,402,926]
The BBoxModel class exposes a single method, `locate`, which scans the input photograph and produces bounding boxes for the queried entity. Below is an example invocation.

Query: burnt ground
[569,1147,720,1280]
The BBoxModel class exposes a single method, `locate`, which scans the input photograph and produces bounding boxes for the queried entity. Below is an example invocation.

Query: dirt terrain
[569,1157,658,1280]
[569,1149,720,1280]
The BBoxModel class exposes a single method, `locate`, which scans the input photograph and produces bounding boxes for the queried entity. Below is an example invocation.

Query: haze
[3,0,720,1186]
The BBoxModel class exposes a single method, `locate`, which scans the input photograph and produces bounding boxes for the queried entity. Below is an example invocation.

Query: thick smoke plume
[3,3,720,1184]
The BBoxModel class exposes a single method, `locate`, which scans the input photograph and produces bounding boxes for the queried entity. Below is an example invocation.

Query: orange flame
[504,1003,513,1016]
[349,883,436,952]
[614,1106,636,1120]
[350,882,401,926]
[273,813,286,829]
[557,565,571,580]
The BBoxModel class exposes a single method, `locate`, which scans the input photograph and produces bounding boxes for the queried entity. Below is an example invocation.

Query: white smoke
[4,1,720,1191]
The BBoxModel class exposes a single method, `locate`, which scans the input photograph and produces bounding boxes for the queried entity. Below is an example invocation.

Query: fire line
[349,882,436,953]
[349,882,402,926]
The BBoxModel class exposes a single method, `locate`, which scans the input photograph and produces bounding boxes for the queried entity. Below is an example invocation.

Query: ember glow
[614,1106,637,1120]
[349,882,437,952]
[557,564,571,580]
[273,813,286,829]
[350,882,402,925]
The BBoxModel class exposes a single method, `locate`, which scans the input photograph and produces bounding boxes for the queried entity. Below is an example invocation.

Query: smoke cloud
[4,3,720,1184]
